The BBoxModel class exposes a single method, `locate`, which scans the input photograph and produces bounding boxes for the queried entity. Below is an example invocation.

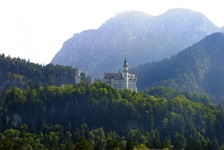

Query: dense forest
[131,32,224,104]
[1,38,224,149]
[0,54,85,94]
[0,81,224,149]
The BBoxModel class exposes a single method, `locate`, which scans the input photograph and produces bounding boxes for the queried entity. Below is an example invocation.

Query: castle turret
[123,58,128,89]
[75,69,81,84]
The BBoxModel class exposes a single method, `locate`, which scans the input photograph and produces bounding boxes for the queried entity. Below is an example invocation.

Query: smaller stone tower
[75,69,81,84]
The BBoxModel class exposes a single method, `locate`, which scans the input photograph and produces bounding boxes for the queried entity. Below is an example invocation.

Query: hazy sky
[0,0,223,64]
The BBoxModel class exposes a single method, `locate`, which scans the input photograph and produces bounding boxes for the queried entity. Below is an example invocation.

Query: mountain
[51,8,221,78]
[131,32,224,103]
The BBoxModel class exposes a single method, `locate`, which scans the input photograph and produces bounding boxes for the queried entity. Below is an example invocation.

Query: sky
[0,0,223,65]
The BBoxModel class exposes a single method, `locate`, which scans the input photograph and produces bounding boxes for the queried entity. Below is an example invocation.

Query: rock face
[51,8,221,78]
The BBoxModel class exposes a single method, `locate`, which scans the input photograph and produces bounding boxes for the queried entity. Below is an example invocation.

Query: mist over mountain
[51,8,221,78]
[131,32,224,103]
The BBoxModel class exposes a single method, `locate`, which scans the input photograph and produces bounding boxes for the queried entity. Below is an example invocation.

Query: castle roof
[104,73,123,80]
[104,72,137,81]
[124,58,128,65]
[104,58,136,81]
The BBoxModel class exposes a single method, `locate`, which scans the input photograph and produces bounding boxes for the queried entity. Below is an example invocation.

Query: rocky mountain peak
[51,8,221,78]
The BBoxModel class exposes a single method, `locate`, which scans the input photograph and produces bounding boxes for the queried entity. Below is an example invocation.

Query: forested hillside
[0,54,84,94]
[1,33,224,149]
[132,32,224,104]
[0,82,224,149]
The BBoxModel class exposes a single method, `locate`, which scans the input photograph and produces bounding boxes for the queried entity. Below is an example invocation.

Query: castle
[103,59,137,92]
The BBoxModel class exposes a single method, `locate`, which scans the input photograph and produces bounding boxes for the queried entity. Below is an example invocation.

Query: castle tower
[75,69,81,84]
[123,58,128,89]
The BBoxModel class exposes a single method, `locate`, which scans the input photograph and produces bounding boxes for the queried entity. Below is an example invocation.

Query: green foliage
[75,136,93,150]
[0,82,224,149]
[145,86,212,104]
[0,54,85,95]
[126,140,135,150]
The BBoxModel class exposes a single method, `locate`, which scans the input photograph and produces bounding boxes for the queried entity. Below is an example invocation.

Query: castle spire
[124,58,128,66]
[123,58,128,72]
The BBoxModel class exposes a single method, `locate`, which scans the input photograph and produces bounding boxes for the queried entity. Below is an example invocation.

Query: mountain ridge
[131,32,224,103]
[51,8,221,78]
